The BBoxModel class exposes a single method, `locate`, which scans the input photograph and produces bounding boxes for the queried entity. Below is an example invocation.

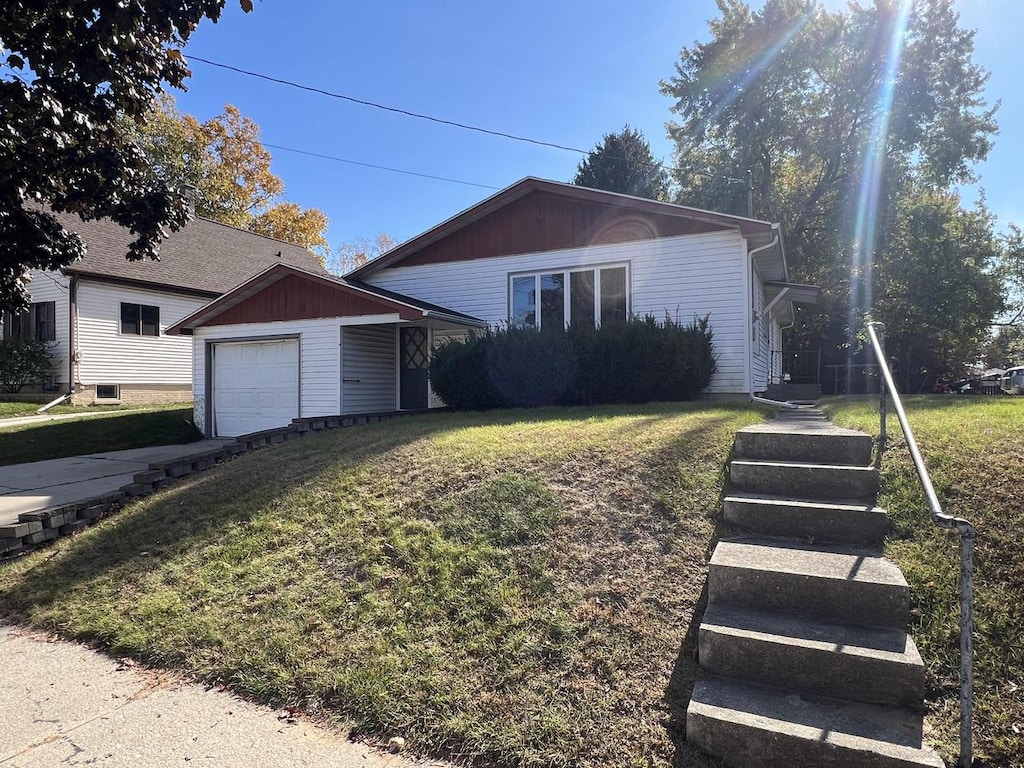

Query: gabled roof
[348,177,784,280]
[43,209,325,296]
[166,263,485,335]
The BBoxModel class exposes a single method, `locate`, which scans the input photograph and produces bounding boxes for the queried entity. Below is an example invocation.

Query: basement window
[95,384,120,400]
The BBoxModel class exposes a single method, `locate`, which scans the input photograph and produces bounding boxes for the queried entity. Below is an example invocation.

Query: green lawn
[0,405,202,464]
[0,401,129,418]
[827,396,1024,767]
[0,402,765,768]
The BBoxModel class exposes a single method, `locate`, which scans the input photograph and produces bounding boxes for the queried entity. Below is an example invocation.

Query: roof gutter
[421,309,488,328]
[746,230,797,409]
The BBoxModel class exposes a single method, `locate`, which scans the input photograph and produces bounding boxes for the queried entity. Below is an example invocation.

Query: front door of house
[399,326,429,410]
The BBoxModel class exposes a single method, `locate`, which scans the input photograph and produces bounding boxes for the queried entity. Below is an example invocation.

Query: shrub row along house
[166,178,818,437]
[3,178,816,433]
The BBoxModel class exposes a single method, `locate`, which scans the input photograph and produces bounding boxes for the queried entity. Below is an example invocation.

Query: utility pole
[746,169,754,218]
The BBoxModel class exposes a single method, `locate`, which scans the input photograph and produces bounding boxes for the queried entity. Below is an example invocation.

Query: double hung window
[2,301,56,341]
[510,265,627,329]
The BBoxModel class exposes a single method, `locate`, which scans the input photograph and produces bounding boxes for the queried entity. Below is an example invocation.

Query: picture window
[509,265,628,329]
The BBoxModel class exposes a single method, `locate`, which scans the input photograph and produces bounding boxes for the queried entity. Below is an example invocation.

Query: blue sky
[173,0,1023,252]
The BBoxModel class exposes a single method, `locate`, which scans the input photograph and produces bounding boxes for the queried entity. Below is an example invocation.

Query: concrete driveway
[0,441,230,528]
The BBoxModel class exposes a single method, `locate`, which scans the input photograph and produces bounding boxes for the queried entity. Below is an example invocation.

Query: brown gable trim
[201,273,421,328]
[167,263,428,335]
[348,177,776,279]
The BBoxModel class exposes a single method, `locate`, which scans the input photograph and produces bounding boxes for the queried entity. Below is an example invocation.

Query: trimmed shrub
[0,338,54,393]
[429,315,716,410]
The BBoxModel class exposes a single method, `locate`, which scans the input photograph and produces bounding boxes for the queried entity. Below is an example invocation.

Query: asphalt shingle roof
[45,209,325,296]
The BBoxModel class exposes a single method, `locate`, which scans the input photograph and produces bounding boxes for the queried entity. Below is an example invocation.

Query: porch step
[687,677,944,768]
[734,421,873,465]
[698,603,925,706]
[723,492,889,545]
[730,459,879,499]
[763,383,823,401]
[708,538,909,629]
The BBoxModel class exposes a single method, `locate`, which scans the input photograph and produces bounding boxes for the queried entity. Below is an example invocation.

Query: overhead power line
[188,55,586,154]
[187,54,752,189]
[262,143,502,191]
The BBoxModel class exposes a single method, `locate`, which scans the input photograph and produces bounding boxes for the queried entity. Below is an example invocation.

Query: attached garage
[211,338,299,437]
[167,264,485,438]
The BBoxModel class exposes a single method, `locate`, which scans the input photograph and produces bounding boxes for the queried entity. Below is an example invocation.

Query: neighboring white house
[169,178,818,438]
[1,210,323,405]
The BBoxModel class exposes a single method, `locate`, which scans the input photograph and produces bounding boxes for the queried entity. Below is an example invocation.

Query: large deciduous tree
[572,126,669,200]
[133,98,330,262]
[0,1,255,311]
[660,0,1008,388]
[329,233,397,276]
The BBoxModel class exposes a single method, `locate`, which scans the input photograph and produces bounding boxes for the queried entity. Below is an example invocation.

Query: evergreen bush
[429,315,716,410]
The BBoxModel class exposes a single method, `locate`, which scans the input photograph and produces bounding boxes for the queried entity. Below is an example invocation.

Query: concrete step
[734,422,873,465]
[708,538,909,629]
[723,492,889,545]
[730,459,879,499]
[698,604,925,706]
[687,677,944,768]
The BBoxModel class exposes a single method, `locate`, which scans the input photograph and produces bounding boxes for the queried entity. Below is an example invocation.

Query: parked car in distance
[1000,366,1024,395]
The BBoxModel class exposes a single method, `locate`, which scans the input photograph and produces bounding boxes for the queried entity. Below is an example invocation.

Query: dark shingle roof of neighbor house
[44,209,325,296]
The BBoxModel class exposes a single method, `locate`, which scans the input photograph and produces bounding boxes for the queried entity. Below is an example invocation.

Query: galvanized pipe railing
[866,321,976,767]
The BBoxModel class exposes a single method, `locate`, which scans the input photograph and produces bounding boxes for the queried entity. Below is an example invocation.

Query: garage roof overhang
[166,263,487,335]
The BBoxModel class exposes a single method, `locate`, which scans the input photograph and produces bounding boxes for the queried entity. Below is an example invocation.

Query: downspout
[69,274,80,399]
[747,229,798,409]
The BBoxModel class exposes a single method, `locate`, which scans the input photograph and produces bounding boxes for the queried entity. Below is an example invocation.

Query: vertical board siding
[193,319,342,428]
[769,319,782,383]
[366,231,751,393]
[9,270,72,386]
[343,325,396,413]
[751,277,769,391]
[76,281,206,385]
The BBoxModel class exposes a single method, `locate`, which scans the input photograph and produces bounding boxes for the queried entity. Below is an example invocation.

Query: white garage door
[213,339,299,437]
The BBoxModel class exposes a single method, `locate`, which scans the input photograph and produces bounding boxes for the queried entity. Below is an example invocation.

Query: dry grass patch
[0,402,766,767]
[827,396,1024,767]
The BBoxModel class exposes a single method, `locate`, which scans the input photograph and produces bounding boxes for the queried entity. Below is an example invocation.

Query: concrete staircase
[686,408,943,767]
[761,382,823,403]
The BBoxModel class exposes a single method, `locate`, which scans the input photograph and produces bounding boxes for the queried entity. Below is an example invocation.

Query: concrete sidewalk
[0,625,447,768]
[0,442,230,527]
[0,410,129,429]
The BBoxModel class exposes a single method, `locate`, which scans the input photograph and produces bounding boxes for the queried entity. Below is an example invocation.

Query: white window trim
[507,262,630,329]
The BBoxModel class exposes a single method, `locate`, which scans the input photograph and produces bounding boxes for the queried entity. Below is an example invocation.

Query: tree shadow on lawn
[0,402,763,767]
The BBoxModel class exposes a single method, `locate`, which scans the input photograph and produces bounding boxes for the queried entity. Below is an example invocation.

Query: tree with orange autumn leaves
[133,97,330,262]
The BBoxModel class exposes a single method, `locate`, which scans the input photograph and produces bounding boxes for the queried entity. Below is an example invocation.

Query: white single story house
[2,210,323,405]
[169,178,818,438]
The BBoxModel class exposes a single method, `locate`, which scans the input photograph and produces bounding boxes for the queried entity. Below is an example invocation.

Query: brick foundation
[72,384,193,407]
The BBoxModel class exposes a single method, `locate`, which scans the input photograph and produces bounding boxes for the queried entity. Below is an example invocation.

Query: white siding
[366,231,752,394]
[6,270,72,386]
[342,325,397,413]
[76,281,207,385]
[193,318,344,435]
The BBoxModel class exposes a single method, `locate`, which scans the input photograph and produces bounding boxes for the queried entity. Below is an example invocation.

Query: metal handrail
[866,321,976,768]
